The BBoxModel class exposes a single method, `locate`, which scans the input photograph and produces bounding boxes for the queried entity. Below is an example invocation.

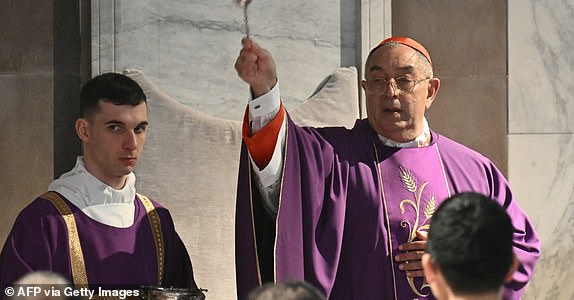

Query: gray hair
[247,280,325,300]
[365,41,434,79]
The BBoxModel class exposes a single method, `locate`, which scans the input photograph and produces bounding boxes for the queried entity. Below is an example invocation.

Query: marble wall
[92,0,391,121]
[508,0,574,299]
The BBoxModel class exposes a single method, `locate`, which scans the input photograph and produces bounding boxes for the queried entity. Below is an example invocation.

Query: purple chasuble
[0,193,196,293]
[377,144,452,298]
[235,116,540,300]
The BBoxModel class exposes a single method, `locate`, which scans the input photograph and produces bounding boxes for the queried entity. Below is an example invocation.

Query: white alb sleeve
[248,82,281,133]
[247,83,286,212]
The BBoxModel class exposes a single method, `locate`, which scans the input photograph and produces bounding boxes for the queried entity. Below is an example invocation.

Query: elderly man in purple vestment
[0,73,199,296]
[233,36,540,300]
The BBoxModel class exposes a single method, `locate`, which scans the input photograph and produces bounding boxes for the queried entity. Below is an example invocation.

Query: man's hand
[394,230,428,278]
[235,38,277,98]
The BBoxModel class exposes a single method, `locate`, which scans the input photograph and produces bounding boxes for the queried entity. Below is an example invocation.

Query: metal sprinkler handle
[235,0,252,38]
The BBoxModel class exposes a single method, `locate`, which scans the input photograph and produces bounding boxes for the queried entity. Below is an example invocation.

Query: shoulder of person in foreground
[0,195,74,290]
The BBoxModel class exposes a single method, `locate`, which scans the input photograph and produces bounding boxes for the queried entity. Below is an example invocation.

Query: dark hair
[79,72,146,118]
[426,192,514,294]
[247,280,325,300]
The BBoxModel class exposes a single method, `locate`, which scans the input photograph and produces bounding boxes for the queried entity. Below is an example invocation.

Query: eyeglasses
[365,76,430,95]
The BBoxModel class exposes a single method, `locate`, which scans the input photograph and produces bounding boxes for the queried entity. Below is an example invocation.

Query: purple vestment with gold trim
[235,116,540,300]
[0,194,196,294]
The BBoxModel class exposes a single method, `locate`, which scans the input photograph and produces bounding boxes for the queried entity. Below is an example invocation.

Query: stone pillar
[392,0,508,174]
[0,0,88,246]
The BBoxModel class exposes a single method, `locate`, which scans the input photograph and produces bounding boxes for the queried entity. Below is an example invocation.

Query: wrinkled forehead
[365,44,423,76]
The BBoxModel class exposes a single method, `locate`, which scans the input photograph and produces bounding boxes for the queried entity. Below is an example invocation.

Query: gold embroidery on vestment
[42,192,89,286]
[138,194,165,286]
[397,167,434,297]
[43,192,165,287]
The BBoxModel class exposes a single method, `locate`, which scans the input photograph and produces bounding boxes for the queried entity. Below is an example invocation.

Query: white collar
[48,156,136,228]
[378,118,431,148]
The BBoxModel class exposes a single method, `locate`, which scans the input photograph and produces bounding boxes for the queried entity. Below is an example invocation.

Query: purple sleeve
[438,134,541,299]
[488,163,541,300]
[0,199,72,293]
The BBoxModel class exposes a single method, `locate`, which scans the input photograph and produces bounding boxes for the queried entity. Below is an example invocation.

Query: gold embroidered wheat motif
[398,166,435,297]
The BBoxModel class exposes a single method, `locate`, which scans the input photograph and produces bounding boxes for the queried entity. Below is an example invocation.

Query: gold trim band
[42,192,89,286]
[138,193,165,286]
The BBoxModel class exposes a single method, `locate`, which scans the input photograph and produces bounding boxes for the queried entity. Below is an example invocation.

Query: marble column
[508,0,574,299]
[0,0,54,250]
[0,0,87,255]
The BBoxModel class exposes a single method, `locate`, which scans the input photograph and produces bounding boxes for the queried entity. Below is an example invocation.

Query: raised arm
[235,38,286,215]
[235,38,278,98]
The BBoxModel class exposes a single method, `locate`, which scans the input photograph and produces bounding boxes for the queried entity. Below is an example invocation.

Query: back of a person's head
[79,72,146,118]
[14,271,69,286]
[247,280,325,300]
[11,271,73,299]
[426,192,514,295]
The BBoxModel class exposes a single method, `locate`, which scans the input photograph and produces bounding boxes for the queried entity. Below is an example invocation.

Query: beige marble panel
[0,0,56,248]
[0,76,54,245]
[426,75,508,175]
[509,134,574,300]
[0,1,53,73]
[392,0,507,77]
